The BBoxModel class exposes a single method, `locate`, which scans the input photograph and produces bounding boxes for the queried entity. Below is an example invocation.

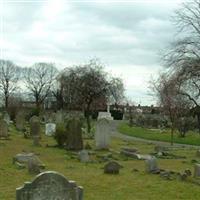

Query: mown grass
[119,122,200,146]
[1,124,200,199]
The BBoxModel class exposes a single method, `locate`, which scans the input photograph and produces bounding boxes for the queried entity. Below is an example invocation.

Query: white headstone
[45,123,56,136]
[95,118,110,149]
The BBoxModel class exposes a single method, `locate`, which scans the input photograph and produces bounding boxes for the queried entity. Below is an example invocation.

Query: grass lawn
[119,122,200,146]
[1,124,200,199]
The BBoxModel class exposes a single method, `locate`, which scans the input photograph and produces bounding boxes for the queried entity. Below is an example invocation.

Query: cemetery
[2,0,200,199]
[1,109,200,199]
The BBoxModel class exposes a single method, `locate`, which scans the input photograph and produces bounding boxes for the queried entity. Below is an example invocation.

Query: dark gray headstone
[16,112,25,131]
[104,161,123,174]
[0,118,8,138]
[16,171,83,200]
[30,116,40,137]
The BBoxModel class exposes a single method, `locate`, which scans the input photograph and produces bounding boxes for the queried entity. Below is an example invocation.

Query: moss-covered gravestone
[0,117,8,139]
[16,171,83,200]
[30,116,40,137]
[16,112,25,131]
[65,118,83,150]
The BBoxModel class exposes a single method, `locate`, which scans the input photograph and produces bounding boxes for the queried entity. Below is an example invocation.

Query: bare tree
[152,73,191,145]
[0,60,20,110]
[108,77,125,108]
[161,0,200,132]
[24,63,58,110]
[60,59,124,133]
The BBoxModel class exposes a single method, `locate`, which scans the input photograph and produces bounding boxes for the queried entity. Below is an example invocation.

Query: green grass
[119,122,200,146]
[1,124,200,199]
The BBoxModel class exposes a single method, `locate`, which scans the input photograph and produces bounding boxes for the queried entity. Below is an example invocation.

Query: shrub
[111,110,123,120]
[54,123,67,147]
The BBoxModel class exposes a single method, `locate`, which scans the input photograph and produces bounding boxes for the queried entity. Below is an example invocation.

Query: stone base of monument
[98,112,113,120]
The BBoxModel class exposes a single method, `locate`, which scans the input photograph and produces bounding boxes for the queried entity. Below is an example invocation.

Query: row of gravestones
[0,112,113,150]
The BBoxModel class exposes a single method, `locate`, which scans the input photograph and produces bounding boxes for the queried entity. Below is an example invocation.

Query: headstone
[145,157,159,173]
[27,158,41,174]
[65,117,83,150]
[196,150,200,157]
[56,110,63,124]
[95,118,110,149]
[16,112,25,131]
[45,123,56,136]
[194,164,200,178]
[13,153,45,169]
[78,150,90,163]
[4,112,10,125]
[33,135,40,146]
[0,118,8,138]
[30,116,40,137]
[104,161,122,174]
[16,171,83,200]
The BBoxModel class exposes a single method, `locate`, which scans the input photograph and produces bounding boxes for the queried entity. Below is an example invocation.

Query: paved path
[110,120,200,149]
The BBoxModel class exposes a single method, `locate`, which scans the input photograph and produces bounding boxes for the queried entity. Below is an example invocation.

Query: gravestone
[145,157,159,173]
[0,118,8,138]
[56,110,63,124]
[104,161,123,174]
[33,135,40,146]
[4,112,10,125]
[30,116,40,137]
[65,118,83,150]
[194,164,200,178]
[13,153,45,170]
[78,150,90,163]
[196,150,200,157]
[45,123,56,136]
[16,171,83,200]
[27,158,41,174]
[95,118,110,149]
[16,112,25,131]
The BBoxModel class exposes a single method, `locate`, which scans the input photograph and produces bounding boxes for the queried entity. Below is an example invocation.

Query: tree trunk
[170,124,174,146]
[197,114,200,134]
[5,95,8,110]
[85,103,91,134]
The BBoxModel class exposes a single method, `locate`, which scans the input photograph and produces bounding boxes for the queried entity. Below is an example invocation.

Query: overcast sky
[1,0,184,105]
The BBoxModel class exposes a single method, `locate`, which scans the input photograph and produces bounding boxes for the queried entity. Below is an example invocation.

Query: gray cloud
[1,0,182,105]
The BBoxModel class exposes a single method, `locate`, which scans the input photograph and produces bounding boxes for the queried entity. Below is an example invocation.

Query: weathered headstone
[0,118,8,139]
[56,110,63,124]
[78,150,90,163]
[16,171,83,200]
[196,150,200,157]
[33,135,40,146]
[95,118,111,149]
[104,161,122,174]
[45,123,56,136]
[30,116,40,137]
[27,158,41,174]
[194,164,200,178]
[13,153,45,169]
[4,112,10,125]
[16,112,25,131]
[65,118,83,150]
[145,157,159,173]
